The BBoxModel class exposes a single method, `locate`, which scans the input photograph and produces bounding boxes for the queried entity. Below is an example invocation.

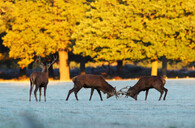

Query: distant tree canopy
[72,0,195,76]
[0,1,15,62]
[2,0,86,67]
[73,0,195,63]
[134,0,195,63]
[1,0,87,80]
[72,0,145,62]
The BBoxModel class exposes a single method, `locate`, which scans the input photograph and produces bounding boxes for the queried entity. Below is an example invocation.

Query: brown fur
[66,74,117,101]
[29,66,49,102]
[29,56,57,102]
[126,76,168,100]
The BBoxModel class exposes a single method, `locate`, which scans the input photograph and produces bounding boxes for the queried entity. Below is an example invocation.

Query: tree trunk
[162,56,167,77]
[49,64,54,78]
[151,60,158,76]
[58,49,70,81]
[28,62,33,69]
[19,67,26,77]
[80,59,86,75]
[117,60,123,76]
[27,62,33,77]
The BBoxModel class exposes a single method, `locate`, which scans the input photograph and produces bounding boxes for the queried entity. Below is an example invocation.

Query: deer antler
[48,56,57,68]
[116,86,129,98]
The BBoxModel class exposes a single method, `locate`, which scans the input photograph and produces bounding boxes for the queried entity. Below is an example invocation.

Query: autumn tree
[72,0,145,76]
[73,0,195,77]
[2,0,87,80]
[125,0,195,75]
[2,0,194,79]
[0,0,15,68]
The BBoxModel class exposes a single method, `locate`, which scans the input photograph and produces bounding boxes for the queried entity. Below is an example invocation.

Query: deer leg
[74,92,79,101]
[29,82,34,102]
[34,87,38,102]
[44,86,47,102]
[159,91,164,101]
[145,89,149,101]
[157,89,164,101]
[163,87,168,100]
[66,87,75,101]
[89,88,94,101]
[39,87,42,102]
[154,86,164,101]
[97,89,103,101]
[74,88,81,101]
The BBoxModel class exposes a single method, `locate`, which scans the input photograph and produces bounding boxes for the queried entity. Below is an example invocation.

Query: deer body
[29,56,56,102]
[66,74,117,101]
[126,76,168,101]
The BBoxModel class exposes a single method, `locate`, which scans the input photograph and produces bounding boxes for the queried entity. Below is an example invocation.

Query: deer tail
[72,76,83,88]
[30,75,35,88]
[72,76,77,83]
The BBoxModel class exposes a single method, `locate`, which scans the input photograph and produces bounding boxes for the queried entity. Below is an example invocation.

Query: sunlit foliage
[73,0,195,63]
[2,0,87,67]
[1,0,195,69]
[72,0,145,62]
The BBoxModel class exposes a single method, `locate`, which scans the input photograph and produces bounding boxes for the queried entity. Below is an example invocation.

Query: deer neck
[42,68,49,76]
[103,85,114,94]
[132,85,141,95]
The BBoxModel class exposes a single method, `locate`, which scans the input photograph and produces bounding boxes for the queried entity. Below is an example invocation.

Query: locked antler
[116,86,130,98]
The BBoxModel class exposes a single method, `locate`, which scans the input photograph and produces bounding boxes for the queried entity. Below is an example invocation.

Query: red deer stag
[29,56,57,102]
[126,76,168,101]
[66,74,118,101]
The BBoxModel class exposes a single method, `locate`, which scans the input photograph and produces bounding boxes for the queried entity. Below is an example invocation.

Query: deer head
[126,86,137,100]
[107,87,117,99]
[39,56,57,72]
